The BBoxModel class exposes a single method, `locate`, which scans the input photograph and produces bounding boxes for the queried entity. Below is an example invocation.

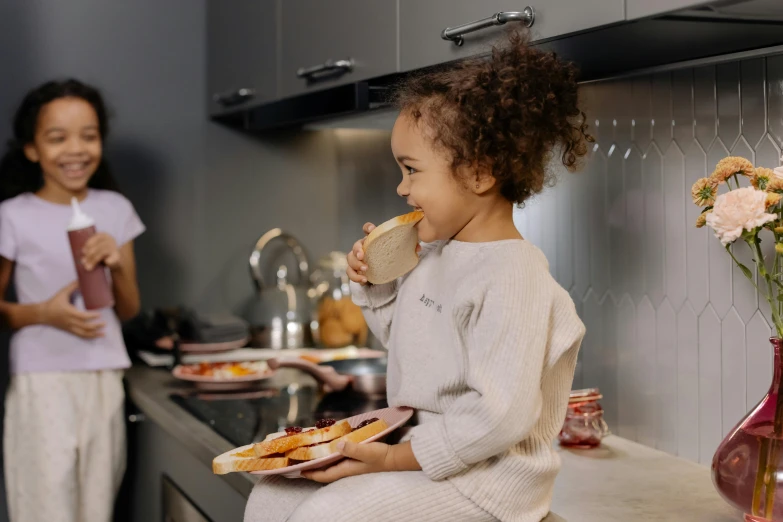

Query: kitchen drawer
[279,0,397,98]
[207,0,278,116]
[399,0,624,72]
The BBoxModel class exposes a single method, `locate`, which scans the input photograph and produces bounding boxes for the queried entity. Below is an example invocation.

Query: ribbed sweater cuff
[410,419,468,480]
[350,280,397,309]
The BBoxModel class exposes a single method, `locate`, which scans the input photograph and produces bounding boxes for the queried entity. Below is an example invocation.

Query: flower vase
[713,338,783,521]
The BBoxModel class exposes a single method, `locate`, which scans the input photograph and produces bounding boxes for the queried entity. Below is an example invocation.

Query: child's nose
[397,176,410,198]
[66,136,84,153]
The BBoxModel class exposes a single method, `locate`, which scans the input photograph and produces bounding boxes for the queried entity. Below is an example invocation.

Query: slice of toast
[285,418,389,461]
[212,444,289,475]
[363,211,424,285]
[252,420,352,457]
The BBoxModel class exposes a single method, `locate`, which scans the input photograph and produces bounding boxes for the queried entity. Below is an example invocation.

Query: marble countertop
[552,436,740,521]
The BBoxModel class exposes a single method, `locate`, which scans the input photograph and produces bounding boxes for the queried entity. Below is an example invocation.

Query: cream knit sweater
[352,239,585,522]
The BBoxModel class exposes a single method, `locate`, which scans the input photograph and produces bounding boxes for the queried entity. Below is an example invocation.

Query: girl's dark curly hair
[394,31,592,205]
[0,79,120,203]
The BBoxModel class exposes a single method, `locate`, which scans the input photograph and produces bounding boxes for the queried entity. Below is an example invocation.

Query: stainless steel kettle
[244,228,314,349]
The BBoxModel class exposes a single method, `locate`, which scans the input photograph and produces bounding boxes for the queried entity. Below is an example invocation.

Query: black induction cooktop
[170,385,388,448]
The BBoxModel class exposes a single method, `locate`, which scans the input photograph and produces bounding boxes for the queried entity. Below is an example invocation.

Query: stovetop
[170,385,388,448]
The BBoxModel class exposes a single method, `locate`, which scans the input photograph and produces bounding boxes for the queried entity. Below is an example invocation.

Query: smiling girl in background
[0,79,145,522]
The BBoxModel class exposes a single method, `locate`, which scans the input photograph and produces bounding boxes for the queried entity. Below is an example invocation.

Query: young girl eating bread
[245,31,590,522]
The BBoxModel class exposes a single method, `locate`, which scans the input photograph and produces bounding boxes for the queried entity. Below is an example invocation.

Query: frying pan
[267,357,387,397]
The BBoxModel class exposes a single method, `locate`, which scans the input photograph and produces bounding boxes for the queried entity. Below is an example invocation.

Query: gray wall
[517,51,783,465]
[0,0,207,308]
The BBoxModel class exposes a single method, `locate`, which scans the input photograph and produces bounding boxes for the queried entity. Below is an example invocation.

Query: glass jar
[558,388,610,448]
[310,252,368,348]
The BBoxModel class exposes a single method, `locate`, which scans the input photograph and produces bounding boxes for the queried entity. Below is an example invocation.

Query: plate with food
[212,406,414,478]
[172,361,274,391]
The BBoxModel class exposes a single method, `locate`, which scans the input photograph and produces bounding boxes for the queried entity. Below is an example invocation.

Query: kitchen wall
[517,51,783,465]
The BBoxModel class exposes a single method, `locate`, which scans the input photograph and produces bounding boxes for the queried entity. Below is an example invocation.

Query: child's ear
[474,167,496,195]
[23,144,39,163]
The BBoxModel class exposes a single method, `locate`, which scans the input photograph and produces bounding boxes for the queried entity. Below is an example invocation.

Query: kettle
[244,228,315,349]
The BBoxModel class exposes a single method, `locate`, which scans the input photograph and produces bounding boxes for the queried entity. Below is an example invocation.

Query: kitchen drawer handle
[441,8,535,46]
[297,58,354,80]
[213,88,256,107]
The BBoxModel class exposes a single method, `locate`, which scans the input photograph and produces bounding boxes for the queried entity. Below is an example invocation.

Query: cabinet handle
[441,8,535,46]
[213,88,256,107]
[297,58,354,81]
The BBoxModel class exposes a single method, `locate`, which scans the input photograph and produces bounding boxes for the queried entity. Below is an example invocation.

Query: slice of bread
[363,211,424,285]
[286,418,389,461]
[252,420,352,457]
[212,444,289,474]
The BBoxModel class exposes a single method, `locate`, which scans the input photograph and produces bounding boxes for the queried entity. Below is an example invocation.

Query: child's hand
[82,233,121,271]
[346,222,376,285]
[301,440,392,483]
[40,281,105,339]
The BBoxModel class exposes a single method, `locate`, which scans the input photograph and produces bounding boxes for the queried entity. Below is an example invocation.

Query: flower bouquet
[694,156,783,521]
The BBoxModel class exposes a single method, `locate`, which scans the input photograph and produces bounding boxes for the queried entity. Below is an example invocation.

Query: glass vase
[713,338,783,521]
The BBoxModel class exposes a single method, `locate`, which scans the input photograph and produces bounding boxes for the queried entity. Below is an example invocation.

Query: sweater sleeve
[409,262,582,481]
[350,280,399,347]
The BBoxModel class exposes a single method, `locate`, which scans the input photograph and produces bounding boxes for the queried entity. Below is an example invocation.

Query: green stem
[749,236,783,517]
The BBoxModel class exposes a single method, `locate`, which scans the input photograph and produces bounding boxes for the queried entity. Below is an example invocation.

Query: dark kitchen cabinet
[626,0,711,20]
[279,0,397,98]
[207,0,278,116]
[398,0,624,72]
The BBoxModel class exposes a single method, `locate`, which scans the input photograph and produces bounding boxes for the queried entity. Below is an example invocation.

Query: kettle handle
[249,229,311,291]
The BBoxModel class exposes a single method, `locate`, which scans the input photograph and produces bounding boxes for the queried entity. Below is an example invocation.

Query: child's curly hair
[394,31,592,205]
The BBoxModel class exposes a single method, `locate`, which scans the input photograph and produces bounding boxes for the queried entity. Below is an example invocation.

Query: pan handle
[267,358,352,392]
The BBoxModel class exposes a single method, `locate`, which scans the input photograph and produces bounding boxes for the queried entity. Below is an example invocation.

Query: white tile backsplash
[515,51,783,464]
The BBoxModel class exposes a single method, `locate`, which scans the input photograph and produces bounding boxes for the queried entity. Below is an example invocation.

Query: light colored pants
[245,471,499,522]
[4,370,126,522]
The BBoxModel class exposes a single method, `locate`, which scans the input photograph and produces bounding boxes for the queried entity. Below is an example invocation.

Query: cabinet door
[279,0,397,98]
[399,0,624,72]
[626,0,712,20]
[207,0,277,116]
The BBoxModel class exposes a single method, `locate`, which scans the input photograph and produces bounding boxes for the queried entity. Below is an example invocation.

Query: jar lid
[568,387,602,403]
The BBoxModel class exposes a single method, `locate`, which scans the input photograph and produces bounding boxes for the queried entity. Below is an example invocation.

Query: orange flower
[753,167,775,190]
[711,156,754,183]
[696,209,712,228]
[692,177,718,207]
[766,192,782,208]
[768,177,783,194]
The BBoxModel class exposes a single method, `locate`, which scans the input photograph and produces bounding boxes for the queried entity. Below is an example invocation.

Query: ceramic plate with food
[172,361,274,391]
[212,406,414,479]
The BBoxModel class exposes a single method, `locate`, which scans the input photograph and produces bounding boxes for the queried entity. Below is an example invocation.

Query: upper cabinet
[278,0,398,99]
[399,0,624,72]
[626,0,712,20]
[207,0,278,116]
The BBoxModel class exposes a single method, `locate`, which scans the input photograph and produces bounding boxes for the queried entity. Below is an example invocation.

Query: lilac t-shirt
[0,189,145,374]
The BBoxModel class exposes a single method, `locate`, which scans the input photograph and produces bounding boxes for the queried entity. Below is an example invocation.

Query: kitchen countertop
[127,365,739,520]
[125,364,317,498]
[552,437,739,521]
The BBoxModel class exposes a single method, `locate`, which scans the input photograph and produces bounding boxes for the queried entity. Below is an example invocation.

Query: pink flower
[706,187,777,246]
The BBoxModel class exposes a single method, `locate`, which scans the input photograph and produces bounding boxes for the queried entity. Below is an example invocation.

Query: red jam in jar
[558,388,610,449]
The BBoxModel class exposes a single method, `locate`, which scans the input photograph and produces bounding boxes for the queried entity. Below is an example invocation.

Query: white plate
[251,406,414,479]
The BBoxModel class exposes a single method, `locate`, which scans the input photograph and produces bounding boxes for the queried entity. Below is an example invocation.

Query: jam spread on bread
[356,418,380,429]
[315,418,337,429]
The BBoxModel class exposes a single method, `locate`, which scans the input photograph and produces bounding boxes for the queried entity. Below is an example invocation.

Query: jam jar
[558,388,610,448]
